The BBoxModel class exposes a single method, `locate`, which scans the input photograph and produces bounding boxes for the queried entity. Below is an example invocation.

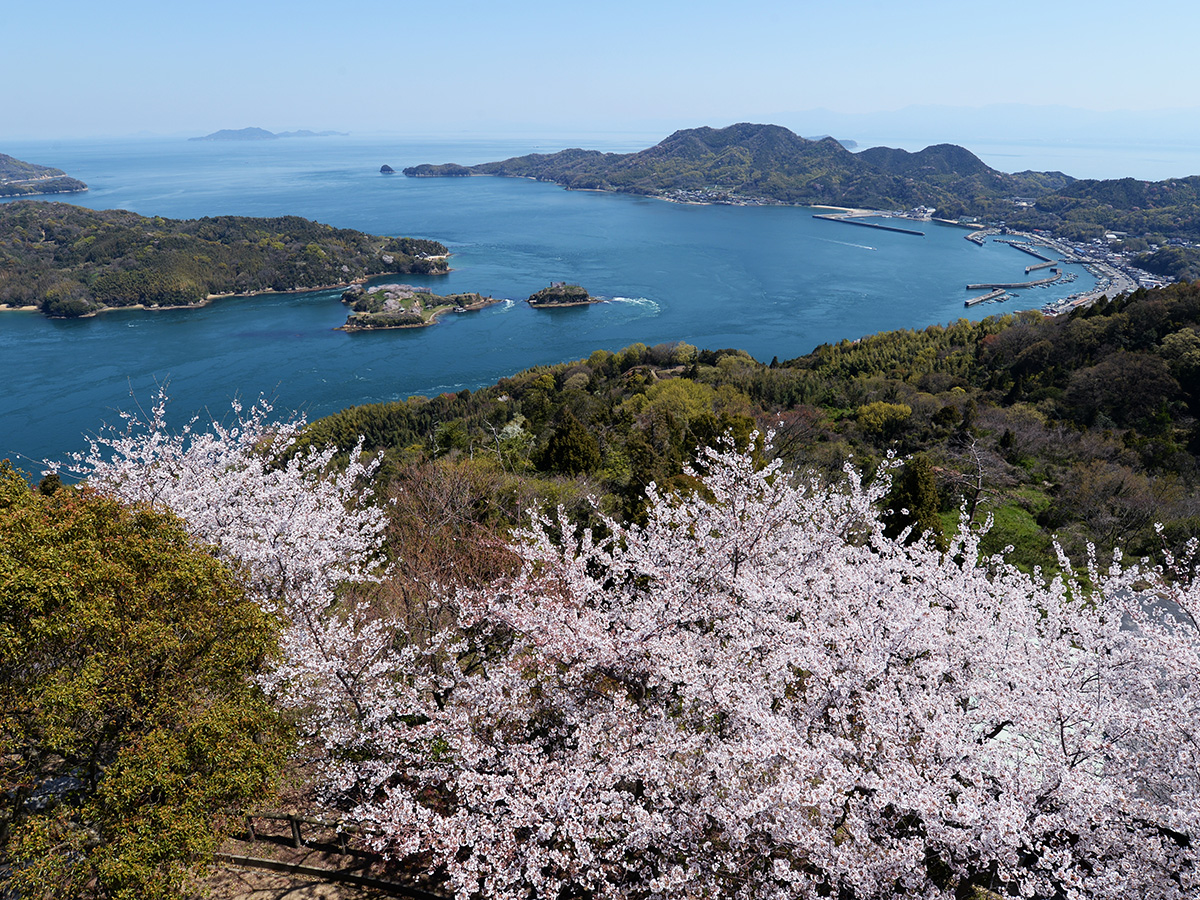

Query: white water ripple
[608,296,660,314]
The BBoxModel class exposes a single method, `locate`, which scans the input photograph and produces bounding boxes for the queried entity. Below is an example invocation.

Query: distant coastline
[189,127,348,142]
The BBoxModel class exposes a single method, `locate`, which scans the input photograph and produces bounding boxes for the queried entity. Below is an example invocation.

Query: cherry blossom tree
[295,440,1198,900]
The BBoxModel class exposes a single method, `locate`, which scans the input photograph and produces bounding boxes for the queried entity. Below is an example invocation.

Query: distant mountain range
[403,122,1071,213]
[404,123,1200,242]
[189,127,348,142]
[0,153,87,197]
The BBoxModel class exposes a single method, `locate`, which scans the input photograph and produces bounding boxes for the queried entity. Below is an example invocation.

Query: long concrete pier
[812,214,925,236]
[966,270,1062,290]
[965,288,1007,307]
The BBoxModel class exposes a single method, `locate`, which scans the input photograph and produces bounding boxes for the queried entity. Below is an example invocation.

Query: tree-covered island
[526,282,598,307]
[339,282,500,330]
[0,202,448,317]
[0,153,87,198]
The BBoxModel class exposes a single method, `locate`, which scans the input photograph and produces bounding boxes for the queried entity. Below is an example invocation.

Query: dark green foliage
[0,464,288,899]
[340,283,492,329]
[1136,245,1200,282]
[536,412,601,475]
[403,163,473,177]
[1000,175,1200,241]
[0,202,448,316]
[883,454,947,549]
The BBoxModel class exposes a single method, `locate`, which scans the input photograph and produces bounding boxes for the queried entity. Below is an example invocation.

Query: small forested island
[526,282,598,307]
[0,152,87,197]
[339,283,499,330]
[0,202,447,317]
[405,122,1200,242]
[380,164,395,174]
[189,127,347,141]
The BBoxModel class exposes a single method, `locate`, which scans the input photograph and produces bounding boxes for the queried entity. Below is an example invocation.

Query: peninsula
[527,283,599,307]
[0,152,87,198]
[340,283,500,330]
[0,202,447,318]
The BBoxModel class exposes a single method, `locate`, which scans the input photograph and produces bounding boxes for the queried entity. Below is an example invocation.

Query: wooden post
[290,816,303,848]
[246,816,256,842]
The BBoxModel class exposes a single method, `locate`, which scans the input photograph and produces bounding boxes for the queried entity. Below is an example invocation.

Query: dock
[812,214,925,237]
[966,270,1062,290]
[1024,259,1059,273]
[965,288,1007,307]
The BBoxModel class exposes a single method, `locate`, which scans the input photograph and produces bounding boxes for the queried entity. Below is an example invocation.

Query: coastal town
[816,204,1176,316]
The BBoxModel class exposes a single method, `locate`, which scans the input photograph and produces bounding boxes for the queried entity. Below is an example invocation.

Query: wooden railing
[219,810,448,899]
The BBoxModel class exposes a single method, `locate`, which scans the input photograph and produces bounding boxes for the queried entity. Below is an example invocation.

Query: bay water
[1,135,1099,468]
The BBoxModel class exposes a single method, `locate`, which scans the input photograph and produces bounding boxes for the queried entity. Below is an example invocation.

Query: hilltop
[0,152,87,197]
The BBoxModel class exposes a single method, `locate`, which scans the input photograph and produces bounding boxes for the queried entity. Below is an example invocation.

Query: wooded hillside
[0,202,447,316]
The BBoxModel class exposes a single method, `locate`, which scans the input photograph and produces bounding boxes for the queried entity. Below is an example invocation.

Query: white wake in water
[816,238,877,251]
[608,296,660,314]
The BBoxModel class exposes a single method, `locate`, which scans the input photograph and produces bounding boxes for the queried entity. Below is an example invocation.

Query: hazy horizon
[6,0,1200,155]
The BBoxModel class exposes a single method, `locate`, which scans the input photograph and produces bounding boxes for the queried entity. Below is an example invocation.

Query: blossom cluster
[333,442,1199,900]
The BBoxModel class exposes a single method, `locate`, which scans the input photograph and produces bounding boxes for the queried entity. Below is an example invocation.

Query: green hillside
[0,152,87,197]
[302,279,1200,572]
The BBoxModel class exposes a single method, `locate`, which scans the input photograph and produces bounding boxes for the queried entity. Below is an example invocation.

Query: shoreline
[527,298,604,308]
[340,295,505,331]
[10,271,451,319]
[0,187,89,199]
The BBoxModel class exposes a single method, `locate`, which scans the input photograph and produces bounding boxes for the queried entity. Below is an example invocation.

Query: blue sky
[5,0,1199,140]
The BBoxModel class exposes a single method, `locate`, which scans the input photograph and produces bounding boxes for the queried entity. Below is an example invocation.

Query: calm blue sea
[1,135,1101,468]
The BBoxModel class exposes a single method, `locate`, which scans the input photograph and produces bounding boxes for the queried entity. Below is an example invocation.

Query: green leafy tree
[537,411,601,476]
[883,454,947,549]
[0,464,288,900]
